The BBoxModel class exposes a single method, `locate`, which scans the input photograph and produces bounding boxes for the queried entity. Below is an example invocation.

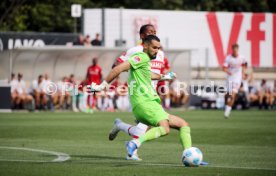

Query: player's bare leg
[269,93,274,109]
[181,93,189,106]
[167,114,192,149]
[127,115,192,156]
[167,114,207,165]
[224,91,237,118]
[258,91,264,109]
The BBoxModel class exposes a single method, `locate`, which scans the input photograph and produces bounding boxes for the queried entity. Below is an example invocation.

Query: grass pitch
[0,110,275,176]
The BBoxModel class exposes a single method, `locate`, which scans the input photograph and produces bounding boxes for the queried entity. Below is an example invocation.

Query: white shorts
[226,80,241,94]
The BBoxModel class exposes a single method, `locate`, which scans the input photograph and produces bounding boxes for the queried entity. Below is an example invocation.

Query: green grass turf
[0,110,275,176]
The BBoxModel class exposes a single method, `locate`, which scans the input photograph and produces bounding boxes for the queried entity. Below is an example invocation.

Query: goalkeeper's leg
[109,119,148,141]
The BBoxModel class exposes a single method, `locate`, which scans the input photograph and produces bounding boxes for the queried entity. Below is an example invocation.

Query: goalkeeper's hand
[160,71,177,81]
[90,81,109,92]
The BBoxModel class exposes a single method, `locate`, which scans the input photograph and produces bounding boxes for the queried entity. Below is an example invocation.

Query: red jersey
[160,57,171,74]
[87,65,102,85]
[157,57,171,88]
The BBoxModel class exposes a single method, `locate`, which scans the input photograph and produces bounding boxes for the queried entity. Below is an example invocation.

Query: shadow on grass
[71,154,124,160]
[39,154,122,161]
[69,154,144,167]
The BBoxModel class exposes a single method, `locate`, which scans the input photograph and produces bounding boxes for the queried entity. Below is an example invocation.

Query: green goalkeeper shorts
[133,100,169,126]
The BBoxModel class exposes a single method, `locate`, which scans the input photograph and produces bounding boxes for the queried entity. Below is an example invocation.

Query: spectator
[73,34,85,46]
[241,71,250,104]
[270,80,276,109]
[43,73,51,86]
[43,73,55,110]
[31,75,47,109]
[91,33,102,46]
[56,77,71,109]
[248,81,259,106]
[78,78,90,113]
[257,79,271,109]
[113,77,129,111]
[247,67,258,106]
[68,74,77,85]
[9,73,18,107]
[86,57,102,110]
[84,35,92,47]
[104,89,115,112]
[236,82,249,109]
[102,78,117,112]
[169,79,189,107]
[68,74,79,112]
[15,73,34,110]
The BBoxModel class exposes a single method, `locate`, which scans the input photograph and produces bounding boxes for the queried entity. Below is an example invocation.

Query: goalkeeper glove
[90,81,109,92]
[160,71,177,81]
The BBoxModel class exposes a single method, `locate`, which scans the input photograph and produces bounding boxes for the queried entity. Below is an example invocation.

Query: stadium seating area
[9,71,276,112]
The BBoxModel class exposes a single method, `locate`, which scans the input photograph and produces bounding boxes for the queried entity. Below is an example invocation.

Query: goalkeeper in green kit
[91,35,192,159]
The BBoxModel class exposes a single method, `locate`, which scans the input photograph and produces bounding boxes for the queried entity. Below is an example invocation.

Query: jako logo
[8,39,45,49]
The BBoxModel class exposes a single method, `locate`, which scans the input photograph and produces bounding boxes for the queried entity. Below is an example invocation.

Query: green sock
[180,126,192,149]
[138,126,167,144]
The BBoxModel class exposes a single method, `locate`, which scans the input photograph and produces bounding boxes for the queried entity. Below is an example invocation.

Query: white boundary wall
[84,9,275,68]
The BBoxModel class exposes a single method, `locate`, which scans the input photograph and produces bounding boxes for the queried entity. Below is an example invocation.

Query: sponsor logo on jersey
[89,69,99,75]
[150,60,163,70]
[133,56,141,63]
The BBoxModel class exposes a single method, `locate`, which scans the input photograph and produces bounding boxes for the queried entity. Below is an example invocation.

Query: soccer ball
[182,147,203,167]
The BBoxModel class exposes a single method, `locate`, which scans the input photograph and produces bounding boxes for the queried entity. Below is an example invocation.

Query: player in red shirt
[87,58,102,85]
[157,57,171,109]
[86,58,102,110]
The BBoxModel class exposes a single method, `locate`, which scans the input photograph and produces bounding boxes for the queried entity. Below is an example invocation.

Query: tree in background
[0,0,93,32]
[0,0,275,33]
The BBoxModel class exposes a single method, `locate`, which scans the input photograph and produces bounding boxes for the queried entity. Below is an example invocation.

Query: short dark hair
[139,24,154,34]
[232,43,239,49]
[143,35,160,44]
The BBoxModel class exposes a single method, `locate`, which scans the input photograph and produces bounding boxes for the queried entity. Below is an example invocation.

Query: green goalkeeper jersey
[127,52,160,108]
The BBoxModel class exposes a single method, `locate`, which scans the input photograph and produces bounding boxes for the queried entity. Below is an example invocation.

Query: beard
[149,53,157,59]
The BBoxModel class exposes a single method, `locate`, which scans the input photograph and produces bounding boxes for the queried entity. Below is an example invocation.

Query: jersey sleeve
[117,47,138,63]
[223,56,230,67]
[128,54,149,70]
[164,57,171,70]
[241,56,247,65]
[117,52,126,63]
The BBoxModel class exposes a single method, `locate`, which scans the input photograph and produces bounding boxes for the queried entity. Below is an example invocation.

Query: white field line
[0,147,275,172]
[73,158,276,171]
[132,162,276,171]
[0,146,70,163]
